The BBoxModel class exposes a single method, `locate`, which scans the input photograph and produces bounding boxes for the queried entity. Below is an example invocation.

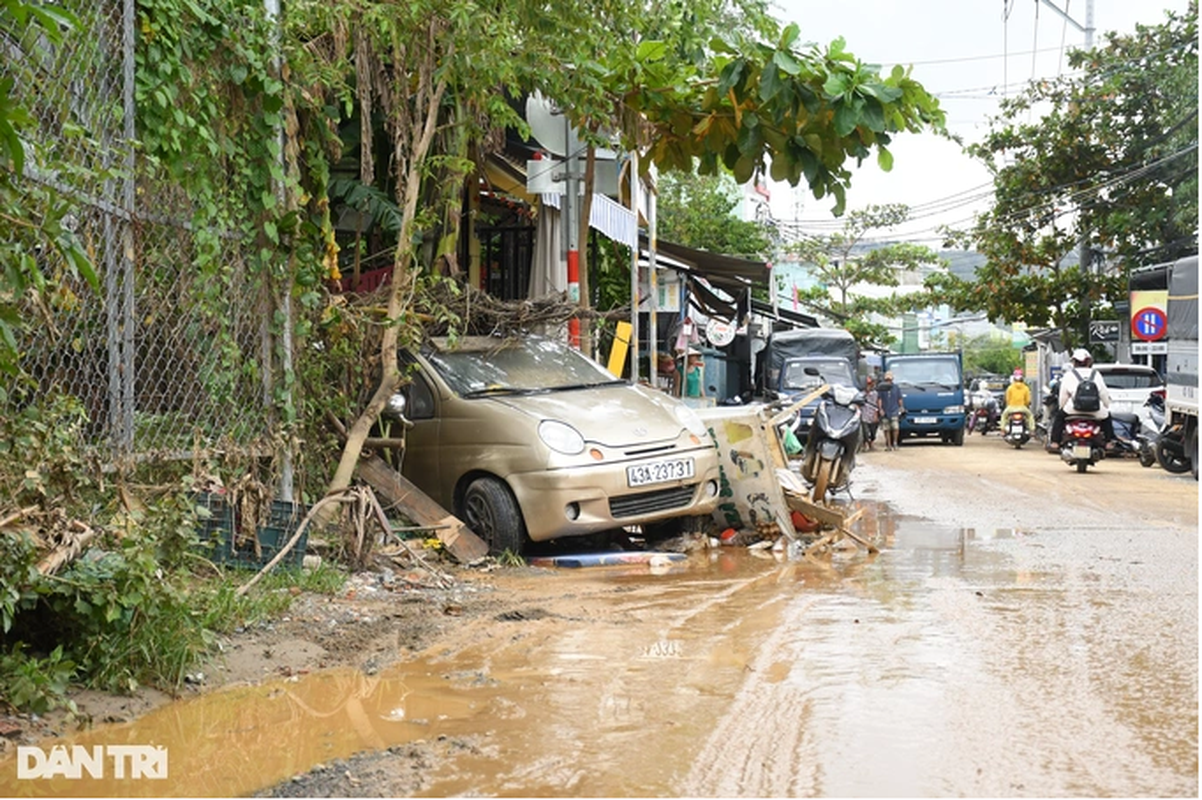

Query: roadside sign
[1131,306,1168,342]
[1131,342,1169,354]
[1088,321,1120,343]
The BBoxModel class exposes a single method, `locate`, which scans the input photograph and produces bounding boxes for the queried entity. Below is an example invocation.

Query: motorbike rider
[1000,370,1035,435]
[969,379,1000,432]
[1047,348,1116,452]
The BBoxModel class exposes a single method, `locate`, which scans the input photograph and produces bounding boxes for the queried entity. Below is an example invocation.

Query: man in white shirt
[1047,348,1116,451]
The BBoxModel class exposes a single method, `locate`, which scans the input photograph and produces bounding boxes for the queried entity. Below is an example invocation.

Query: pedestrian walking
[876,371,904,450]
[860,376,880,450]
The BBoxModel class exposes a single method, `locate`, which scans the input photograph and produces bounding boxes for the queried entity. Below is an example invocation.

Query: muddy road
[2,432,1196,797]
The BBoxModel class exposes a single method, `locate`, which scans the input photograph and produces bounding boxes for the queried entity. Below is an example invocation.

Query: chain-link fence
[6,0,276,463]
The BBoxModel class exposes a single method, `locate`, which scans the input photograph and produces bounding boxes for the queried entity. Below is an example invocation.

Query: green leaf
[860,99,886,132]
[877,145,894,172]
[823,73,850,97]
[759,63,782,103]
[732,154,754,184]
[833,103,858,137]
[779,23,800,49]
[773,49,802,76]
[636,40,667,61]
[718,59,745,96]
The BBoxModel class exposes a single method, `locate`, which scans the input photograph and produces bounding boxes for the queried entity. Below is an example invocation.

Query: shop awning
[641,236,770,292]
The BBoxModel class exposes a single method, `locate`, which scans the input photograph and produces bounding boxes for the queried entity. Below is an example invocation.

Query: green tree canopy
[788,203,943,350]
[922,2,1198,348]
[656,171,774,258]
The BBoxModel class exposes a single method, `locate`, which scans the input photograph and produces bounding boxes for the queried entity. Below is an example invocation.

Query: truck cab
[778,356,858,439]
[882,352,967,446]
[759,327,860,441]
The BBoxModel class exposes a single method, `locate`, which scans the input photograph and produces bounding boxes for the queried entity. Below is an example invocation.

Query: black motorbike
[799,384,863,502]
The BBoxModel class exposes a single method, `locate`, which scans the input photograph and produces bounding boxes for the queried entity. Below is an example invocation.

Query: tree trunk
[326,65,447,498]
[578,144,597,357]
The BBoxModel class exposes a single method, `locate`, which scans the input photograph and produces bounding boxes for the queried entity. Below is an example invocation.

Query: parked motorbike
[1003,410,1031,448]
[800,384,863,502]
[1059,416,1105,472]
[1138,392,1194,473]
[966,392,999,435]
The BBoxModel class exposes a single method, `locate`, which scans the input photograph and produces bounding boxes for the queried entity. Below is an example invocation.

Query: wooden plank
[356,455,490,563]
[783,490,849,528]
[607,320,632,377]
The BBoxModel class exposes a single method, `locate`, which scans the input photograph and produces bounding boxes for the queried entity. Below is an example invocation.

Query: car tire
[1190,427,1198,481]
[462,477,528,556]
[950,427,965,446]
[1156,439,1192,474]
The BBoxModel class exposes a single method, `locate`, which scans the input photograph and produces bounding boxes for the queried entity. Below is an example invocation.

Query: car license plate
[627,457,695,487]
[911,416,937,425]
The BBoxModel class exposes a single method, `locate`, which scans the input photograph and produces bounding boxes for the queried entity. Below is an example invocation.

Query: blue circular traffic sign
[1131,306,1167,341]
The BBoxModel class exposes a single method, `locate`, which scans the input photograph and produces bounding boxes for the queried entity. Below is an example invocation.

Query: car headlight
[674,404,708,438]
[538,420,585,455]
[943,404,965,415]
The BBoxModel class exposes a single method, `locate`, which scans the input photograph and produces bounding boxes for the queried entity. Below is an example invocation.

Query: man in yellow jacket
[1000,370,1034,435]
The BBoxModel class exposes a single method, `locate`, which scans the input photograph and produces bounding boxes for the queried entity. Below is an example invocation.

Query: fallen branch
[363,487,454,588]
[36,521,98,576]
[0,506,39,530]
[235,490,347,597]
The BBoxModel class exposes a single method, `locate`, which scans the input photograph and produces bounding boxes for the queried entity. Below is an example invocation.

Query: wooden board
[356,455,490,563]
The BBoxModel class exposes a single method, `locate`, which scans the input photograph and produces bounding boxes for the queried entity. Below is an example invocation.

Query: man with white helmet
[1047,347,1116,452]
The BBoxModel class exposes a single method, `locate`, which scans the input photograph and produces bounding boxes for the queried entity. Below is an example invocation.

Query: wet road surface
[2,435,1196,797]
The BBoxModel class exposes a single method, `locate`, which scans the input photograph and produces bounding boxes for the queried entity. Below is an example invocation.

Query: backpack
[1072,368,1101,412]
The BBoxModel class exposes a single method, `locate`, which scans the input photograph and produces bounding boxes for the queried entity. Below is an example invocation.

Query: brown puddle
[0,498,1195,797]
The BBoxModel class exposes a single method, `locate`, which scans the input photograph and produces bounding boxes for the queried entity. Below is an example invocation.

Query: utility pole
[563,118,581,349]
[1040,0,1096,346]
[629,151,640,382]
[266,0,294,501]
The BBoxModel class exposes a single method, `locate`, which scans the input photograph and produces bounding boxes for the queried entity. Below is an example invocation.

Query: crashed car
[390,335,722,554]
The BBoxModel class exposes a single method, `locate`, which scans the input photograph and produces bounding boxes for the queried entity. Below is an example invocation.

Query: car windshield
[1098,370,1162,390]
[888,358,962,388]
[781,358,855,391]
[424,336,623,397]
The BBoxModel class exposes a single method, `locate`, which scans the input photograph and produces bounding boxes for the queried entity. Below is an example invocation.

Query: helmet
[1071,348,1092,366]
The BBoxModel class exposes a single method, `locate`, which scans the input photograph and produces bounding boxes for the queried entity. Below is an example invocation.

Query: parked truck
[1163,255,1198,479]
[758,327,860,440]
[881,351,967,446]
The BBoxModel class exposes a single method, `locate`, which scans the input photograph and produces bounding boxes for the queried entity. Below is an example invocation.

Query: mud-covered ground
[1,430,1196,797]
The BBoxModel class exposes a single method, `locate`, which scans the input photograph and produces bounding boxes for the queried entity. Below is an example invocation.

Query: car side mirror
[383,392,407,420]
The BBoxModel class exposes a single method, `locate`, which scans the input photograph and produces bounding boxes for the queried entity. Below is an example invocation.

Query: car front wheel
[462,477,528,556]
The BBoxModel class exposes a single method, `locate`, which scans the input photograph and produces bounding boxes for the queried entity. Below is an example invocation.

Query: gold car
[394,336,721,554]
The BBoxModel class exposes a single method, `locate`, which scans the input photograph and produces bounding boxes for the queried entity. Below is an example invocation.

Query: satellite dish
[526,92,567,157]
[526,91,621,160]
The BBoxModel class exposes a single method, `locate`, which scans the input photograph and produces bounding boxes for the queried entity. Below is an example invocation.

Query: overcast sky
[762,0,1193,245]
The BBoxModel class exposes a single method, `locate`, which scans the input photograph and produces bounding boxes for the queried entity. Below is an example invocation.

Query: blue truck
[882,351,967,446]
[759,327,860,441]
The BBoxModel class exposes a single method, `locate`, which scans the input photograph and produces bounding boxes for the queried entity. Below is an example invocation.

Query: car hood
[490,384,688,447]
